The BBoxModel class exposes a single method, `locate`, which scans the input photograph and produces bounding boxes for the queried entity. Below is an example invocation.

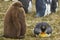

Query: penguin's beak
[39,32,48,37]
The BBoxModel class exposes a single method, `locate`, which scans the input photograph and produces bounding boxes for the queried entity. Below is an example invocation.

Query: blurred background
[0,0,60,40]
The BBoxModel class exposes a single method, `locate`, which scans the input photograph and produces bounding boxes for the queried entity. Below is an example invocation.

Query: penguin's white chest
[56,2,58,11]
[44,4,51,16]
[28,1,32,13]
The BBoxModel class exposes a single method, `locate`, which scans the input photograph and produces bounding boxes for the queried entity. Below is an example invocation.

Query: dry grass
[0,0,60,40]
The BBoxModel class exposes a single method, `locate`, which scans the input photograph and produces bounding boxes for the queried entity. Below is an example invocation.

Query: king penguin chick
[34,22,52,37]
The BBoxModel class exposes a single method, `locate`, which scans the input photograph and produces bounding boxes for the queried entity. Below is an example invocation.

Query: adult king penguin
[18,0,32,13]
[34,22,52,37]
[51,0,58,13]
[35,0,46,17]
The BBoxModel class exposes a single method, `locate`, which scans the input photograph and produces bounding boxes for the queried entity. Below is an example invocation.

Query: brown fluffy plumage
[4,1,26,39]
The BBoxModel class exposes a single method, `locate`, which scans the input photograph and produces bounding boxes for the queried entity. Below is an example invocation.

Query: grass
[0,0,60,40]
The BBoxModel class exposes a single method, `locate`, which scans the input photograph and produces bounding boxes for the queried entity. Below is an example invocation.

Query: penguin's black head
[40,25,46,32]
